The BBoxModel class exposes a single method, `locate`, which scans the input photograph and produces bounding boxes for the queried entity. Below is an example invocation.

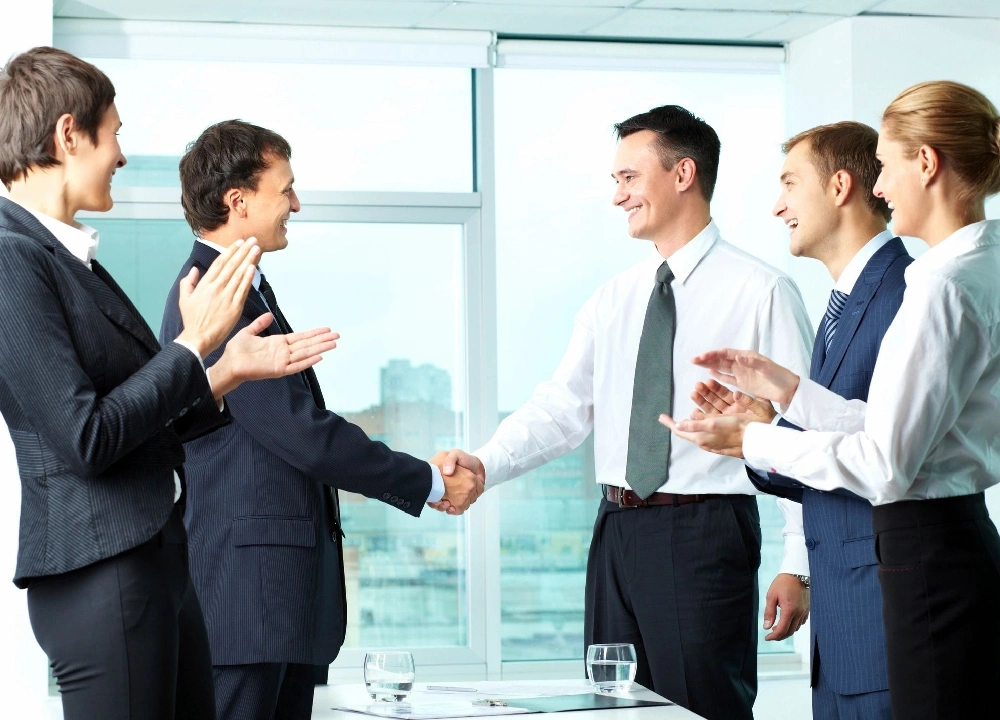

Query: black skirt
[873,492,1000,720]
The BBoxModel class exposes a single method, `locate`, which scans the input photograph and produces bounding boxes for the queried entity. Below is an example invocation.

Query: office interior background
[2,1,1000,717]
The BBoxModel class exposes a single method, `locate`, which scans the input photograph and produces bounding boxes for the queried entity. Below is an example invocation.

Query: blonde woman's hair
[882,80,1000,203]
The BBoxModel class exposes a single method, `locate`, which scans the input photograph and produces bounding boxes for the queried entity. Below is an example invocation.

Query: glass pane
[90,218,469,649]
[494,67,792,661]
[87,58,473,193]
[244,222,469,649]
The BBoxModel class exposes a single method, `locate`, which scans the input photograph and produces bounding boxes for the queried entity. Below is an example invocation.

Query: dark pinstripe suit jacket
[0,198,228,588]
[160,240,433,666]
[751,237,911,696]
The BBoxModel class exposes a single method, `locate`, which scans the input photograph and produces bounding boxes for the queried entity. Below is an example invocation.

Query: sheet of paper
[333,700,530,719]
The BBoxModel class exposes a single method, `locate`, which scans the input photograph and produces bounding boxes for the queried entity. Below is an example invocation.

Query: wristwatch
[792,574,811,589]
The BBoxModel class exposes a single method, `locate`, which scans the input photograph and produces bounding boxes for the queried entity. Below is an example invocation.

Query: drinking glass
[364,651,416,701]
[586,643,637,693]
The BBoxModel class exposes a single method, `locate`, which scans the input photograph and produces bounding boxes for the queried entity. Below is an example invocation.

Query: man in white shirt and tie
[435,105,814,720]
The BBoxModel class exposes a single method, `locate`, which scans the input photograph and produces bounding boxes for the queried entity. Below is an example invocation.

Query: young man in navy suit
[160,120,483,720]
[690,122,909,720]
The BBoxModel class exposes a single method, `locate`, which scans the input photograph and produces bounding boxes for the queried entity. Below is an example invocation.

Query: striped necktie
[823,289,849,351]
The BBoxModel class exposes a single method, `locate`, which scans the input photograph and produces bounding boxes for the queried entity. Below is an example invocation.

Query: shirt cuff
[743,421,797,477]
[427,463,445,503]
[173,340,225,411]
[779,533,810,577]
[473,442,511,489]
[782,377,847,431]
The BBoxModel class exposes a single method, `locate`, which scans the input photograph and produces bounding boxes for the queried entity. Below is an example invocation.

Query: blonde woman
[662,80,1000,720]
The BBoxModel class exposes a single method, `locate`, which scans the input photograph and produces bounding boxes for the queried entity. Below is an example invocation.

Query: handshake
[427,449,486,515]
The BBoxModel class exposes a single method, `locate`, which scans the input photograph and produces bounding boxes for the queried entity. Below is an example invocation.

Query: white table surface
[311,679,705,720]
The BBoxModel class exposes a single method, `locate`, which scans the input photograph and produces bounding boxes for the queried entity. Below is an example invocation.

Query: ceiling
[52,0,1000,44]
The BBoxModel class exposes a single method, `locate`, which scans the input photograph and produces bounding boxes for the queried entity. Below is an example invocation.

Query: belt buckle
[619,489,647,509]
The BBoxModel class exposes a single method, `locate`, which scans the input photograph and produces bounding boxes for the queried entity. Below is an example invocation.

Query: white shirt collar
[908,219,1000,277]
[197,237,262,290]
[647,219,720,283]
[834,229,894,295]
[1,194,99,269]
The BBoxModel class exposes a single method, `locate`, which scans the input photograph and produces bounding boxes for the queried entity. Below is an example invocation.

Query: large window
[265,222,469,649]
[60,34,802,689]
[88,210,477,659]
[493,66,795,659]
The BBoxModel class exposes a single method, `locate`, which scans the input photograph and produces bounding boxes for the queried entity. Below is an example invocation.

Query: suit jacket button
[330,532,338,542]
[382,493,391,500]
[403,501,411,509]
[805,538,816,550]
[390,495,398,503]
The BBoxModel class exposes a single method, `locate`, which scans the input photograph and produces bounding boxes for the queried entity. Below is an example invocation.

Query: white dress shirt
[745,219,1000,506]
[476,221,815,575]
[196,239,446,502]
[8,197,211,502]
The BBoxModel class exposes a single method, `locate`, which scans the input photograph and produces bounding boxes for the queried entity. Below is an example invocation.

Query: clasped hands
[658,348,801,458]
[427,449,485,515]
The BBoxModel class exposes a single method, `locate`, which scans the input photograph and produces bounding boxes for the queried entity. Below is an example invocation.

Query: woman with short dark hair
[0,47,337,719]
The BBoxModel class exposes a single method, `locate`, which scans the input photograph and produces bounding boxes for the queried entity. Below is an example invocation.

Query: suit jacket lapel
[191,240,277,336]
[809,317,827,380]
[0,199,160,354]
[817,238,907,386]
[90,260,161,353]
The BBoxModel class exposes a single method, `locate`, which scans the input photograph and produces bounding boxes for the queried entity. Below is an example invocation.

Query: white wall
[0,2,55,715]
[785,15,1000,324]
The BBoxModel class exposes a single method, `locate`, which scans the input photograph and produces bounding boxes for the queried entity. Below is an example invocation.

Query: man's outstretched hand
[690,379,777,424]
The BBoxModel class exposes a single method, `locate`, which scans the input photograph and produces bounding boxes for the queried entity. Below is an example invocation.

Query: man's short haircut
[614,105,721,202]
[782,122,891,222]
[0,47,116,188]
[179,120,292,236]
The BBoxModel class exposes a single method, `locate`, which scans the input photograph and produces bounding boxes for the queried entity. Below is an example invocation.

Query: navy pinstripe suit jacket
[0,198,228,588]
[160,241,433,666]
[751,237,911,696]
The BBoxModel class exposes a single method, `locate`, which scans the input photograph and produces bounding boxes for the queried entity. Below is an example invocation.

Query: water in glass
[364,651,415,701]
[586,643,637,693]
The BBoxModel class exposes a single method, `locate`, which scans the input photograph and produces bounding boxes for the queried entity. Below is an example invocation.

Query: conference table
[311,679,705,720]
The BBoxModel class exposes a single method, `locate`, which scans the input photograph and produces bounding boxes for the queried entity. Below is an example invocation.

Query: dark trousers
[214,663,317,720]
[26,506,215,720]
[873,492,1000,720]
[584,495,760,720]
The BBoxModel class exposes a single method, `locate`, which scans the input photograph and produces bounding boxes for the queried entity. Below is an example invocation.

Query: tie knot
[656,262,674,285]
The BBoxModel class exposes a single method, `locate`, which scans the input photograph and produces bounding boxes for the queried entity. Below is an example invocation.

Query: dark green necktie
[625,261,675,499]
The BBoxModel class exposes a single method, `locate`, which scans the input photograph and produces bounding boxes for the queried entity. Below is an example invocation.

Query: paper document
[333,700,530,719]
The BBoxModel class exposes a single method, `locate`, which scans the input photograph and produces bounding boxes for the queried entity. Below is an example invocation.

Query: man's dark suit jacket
[160,240,433,666]
[0,197,227,588]
[751,237,911,696]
